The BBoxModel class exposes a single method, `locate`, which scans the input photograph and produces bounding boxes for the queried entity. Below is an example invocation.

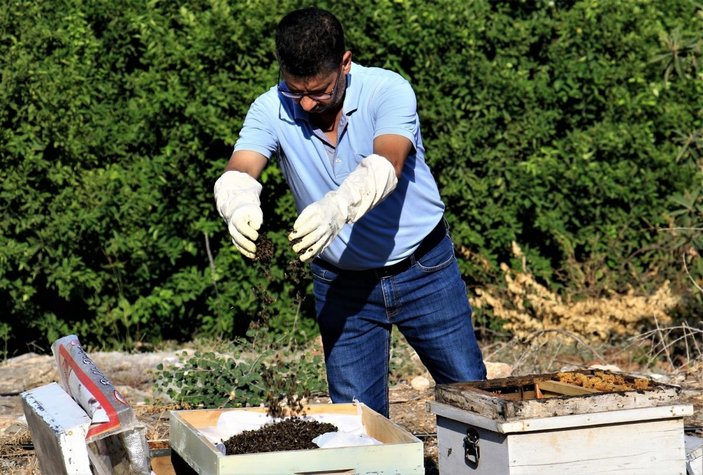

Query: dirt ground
[1,350,702,474]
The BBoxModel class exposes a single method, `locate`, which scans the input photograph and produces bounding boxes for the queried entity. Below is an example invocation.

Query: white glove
[289,154,398,262]
[214,170,263,259]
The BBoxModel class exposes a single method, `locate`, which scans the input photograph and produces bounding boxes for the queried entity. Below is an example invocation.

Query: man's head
[275,7,345,78]
[275,8,351,115]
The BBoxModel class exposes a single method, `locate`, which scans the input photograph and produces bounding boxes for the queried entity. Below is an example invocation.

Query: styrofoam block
[21,382,92,475]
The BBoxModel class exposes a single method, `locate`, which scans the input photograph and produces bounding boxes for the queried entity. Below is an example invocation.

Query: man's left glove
[289,154,398,262]
[214,170,263,259]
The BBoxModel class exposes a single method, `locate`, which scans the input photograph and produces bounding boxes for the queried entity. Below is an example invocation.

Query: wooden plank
[536,380,600,396]
[215,444,421,474]
[436,369,666,398]
[518,389,683,420]
[435,384,512,419]
[498,390,539,401]
[508,418,686,474]
[169,413,219,475]
[173,408,226,429]
[360,403,418,444]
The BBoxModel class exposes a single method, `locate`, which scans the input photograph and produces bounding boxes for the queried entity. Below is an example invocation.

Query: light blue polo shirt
[234,62,445,270]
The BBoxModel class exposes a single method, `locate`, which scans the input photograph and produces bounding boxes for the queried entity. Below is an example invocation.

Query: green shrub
[1,0,701,354]
[154,331,326,409]
[0,0,308,351]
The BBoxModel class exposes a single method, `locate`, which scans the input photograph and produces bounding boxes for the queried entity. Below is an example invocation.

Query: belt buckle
[372,258,410,279]
[372,266,392,280]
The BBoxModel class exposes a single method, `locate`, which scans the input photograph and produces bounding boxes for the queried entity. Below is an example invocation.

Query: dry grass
[473,242,683,344]
[629,320,703,370]
[0,426,38,475]
[469,242,703,378]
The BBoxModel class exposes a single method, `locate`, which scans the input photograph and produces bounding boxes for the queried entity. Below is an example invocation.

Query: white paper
[313,431,382,448]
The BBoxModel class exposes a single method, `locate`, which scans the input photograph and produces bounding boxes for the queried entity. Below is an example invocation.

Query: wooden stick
[537,380,600,396]
[535,384,544,399]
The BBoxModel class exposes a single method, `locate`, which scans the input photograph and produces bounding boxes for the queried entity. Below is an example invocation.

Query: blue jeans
[310,233,486,417]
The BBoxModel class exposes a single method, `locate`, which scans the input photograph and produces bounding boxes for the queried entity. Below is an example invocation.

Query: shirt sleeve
[233,92,279,159]
[372,74,419,146]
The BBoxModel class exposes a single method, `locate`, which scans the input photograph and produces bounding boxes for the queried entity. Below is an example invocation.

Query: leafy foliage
[0,0,306,351]
[154,330,326,409]
[1,0,702,354]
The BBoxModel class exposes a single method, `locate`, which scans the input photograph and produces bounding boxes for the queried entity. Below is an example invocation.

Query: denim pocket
[415,235,455,273]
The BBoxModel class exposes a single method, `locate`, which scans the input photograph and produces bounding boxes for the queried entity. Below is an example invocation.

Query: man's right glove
[289,154,398,262]
[213,170,263,259]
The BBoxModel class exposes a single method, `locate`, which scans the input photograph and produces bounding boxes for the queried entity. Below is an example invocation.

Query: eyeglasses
[277,66,344,101]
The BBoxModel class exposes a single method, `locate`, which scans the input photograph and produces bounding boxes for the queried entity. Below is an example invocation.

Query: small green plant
[154,331,327,409]
[650,27,702,87]
[154,350,266,408]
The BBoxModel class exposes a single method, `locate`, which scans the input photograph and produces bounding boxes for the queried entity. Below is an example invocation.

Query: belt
[314,218,447,279]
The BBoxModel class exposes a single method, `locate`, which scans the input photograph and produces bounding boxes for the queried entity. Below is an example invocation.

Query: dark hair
[275,7,345,78]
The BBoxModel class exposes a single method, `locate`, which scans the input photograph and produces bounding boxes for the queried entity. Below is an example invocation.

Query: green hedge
[1,0,701,354]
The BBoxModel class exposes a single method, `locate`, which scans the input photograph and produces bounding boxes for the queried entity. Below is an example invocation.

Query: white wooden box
[170,402,424,475]
[429,370,694,475]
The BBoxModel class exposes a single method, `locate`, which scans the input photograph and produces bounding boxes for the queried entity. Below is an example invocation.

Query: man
[214,7,486,417]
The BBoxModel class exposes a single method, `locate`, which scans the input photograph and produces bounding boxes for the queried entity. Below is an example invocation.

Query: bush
[154,330,326,409]
[0,0,308,351]
[1,0,701,354]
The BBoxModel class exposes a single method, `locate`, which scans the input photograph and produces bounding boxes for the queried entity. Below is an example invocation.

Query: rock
[485,361,512,379]
[0,415,26,433]
[0,354,56,393]
[2,421,27,437]
[410,376,431,391]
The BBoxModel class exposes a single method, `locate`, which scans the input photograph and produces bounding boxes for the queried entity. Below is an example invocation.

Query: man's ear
[342,51,352,73]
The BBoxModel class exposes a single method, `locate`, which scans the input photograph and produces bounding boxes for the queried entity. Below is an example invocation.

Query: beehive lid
[435,369,685,421]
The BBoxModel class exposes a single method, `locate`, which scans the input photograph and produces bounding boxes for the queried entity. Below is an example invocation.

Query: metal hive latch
[464,427,480,468]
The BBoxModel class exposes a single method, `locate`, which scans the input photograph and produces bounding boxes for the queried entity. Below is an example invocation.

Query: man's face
[280,65,345,114]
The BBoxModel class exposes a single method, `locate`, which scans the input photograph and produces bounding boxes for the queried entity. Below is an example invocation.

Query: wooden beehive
[169,402,424,475]
[429,369,693,474]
